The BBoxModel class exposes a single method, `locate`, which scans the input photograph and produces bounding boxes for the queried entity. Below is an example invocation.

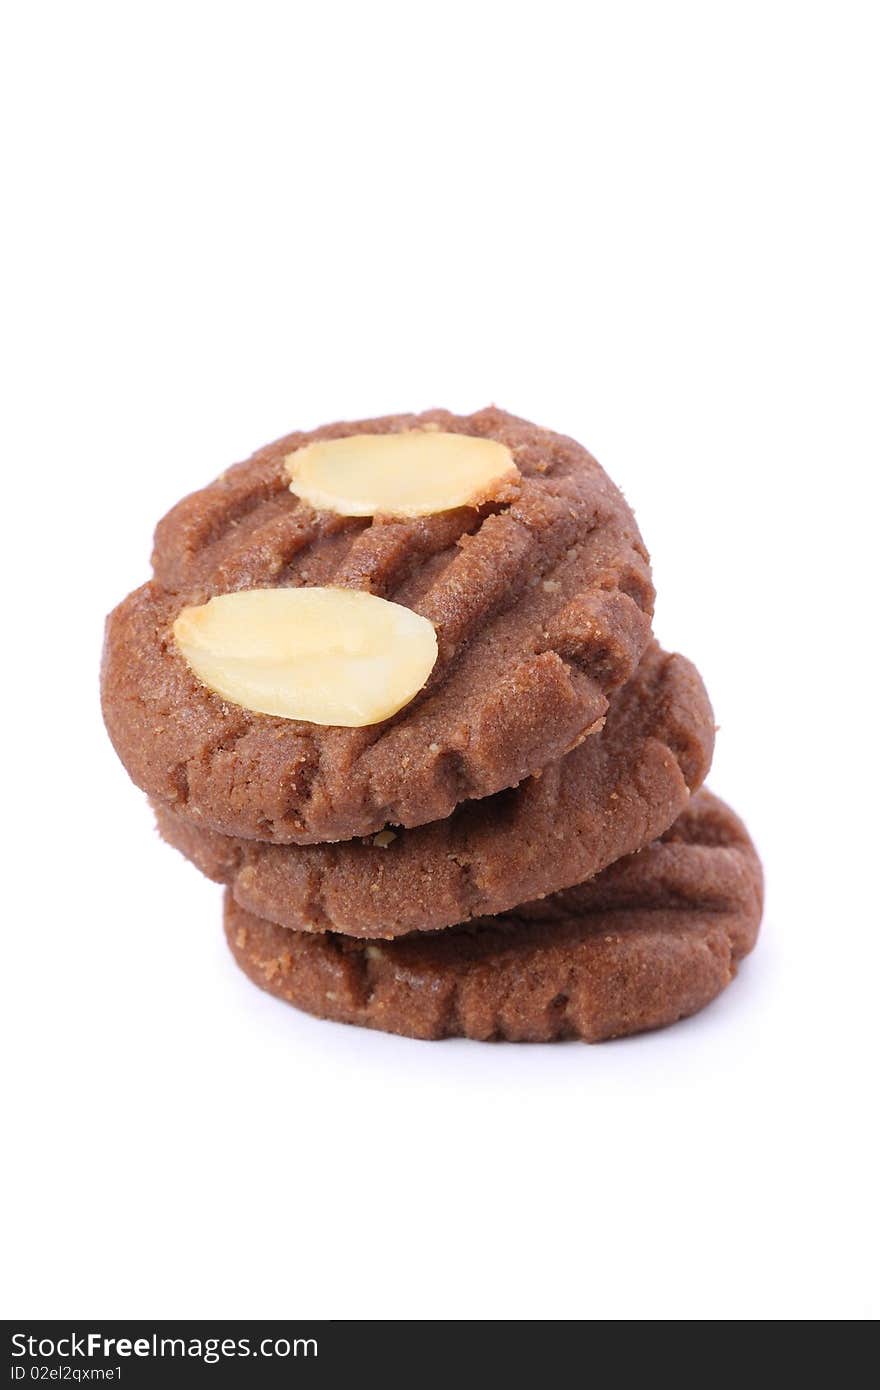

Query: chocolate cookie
[156,641,715,937]
[223,791,763,1042]
[102,408,654,844]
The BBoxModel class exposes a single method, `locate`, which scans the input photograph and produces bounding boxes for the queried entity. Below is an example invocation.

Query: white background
[2,2,877,1321]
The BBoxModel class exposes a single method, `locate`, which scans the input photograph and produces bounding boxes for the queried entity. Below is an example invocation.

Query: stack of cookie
[102,409,762,1042]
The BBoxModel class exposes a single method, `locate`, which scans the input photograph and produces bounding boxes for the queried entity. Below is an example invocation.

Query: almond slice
[285,430,519,518]
[173,587,438,727]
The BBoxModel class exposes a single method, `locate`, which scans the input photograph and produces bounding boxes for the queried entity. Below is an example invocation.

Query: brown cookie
[224,791,763,1042]
[102,407,653,844]
[157,641,715,937]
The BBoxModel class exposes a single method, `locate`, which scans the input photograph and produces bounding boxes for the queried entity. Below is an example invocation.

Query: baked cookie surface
[157,641,714,937]
[102,407,653,844]
[223,791,763,1042]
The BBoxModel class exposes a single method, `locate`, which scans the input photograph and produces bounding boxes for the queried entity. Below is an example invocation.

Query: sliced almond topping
[173,587,437,727]
[284,430,519,518]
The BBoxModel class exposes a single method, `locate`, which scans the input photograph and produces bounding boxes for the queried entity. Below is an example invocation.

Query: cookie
[102,407,654,844]
[223,791,763,1042]
[156,641,715,937]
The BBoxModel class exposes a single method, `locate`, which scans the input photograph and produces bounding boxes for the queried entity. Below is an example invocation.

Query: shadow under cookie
[157,640,715,937]
[224,791,763,1043]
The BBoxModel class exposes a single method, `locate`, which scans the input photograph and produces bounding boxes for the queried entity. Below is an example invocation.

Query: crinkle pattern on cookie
[223,791,763,1043]
[103,408,654,844]
[157,642,715,937]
